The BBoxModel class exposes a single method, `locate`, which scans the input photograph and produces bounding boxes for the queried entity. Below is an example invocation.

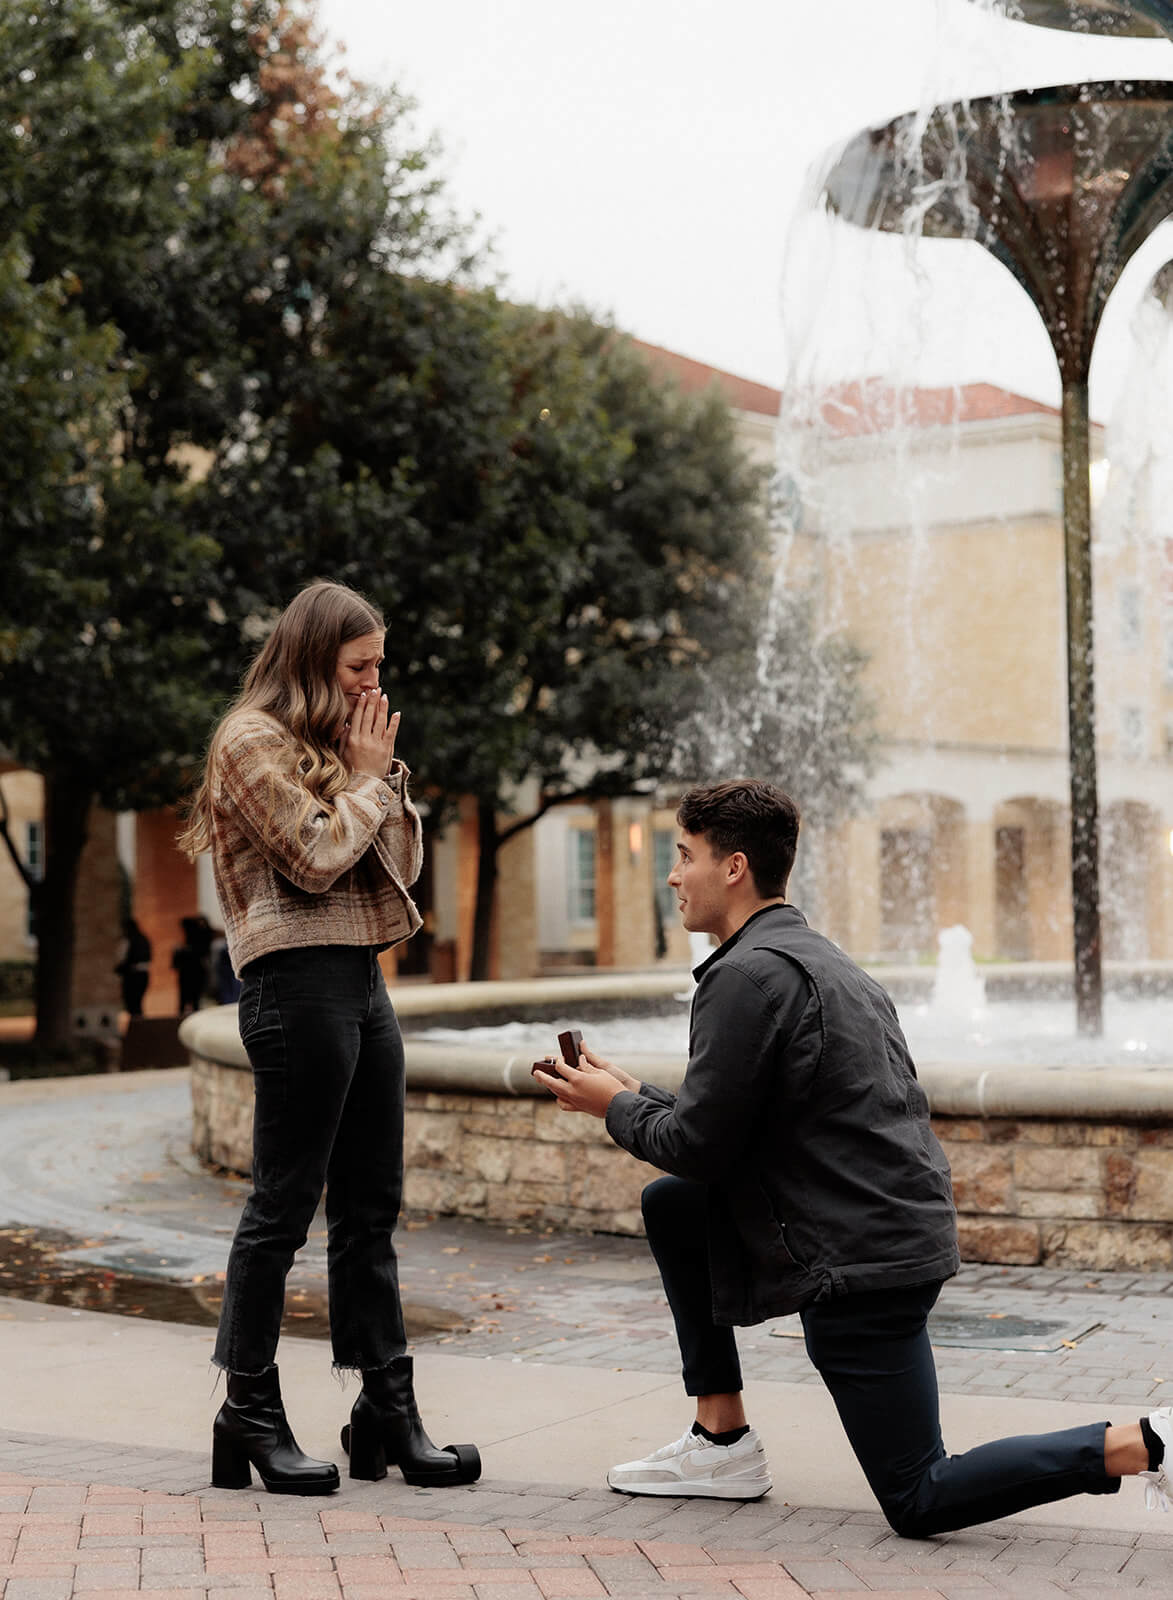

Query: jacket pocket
[726,1177,810,1272]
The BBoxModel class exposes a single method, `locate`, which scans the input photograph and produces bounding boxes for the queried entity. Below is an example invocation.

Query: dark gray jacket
[605,904,959,1325]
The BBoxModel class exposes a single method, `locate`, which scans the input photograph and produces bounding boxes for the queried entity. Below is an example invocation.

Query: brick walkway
[4,1073,1173,1595]
[3,1441,1173,1600]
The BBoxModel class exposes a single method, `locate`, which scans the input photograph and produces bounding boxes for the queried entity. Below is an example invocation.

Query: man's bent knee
[641,1175,701,1239]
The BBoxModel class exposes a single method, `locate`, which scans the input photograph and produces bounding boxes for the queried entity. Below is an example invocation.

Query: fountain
[823,70,1173,1034]
[975,0,1173,37]
[929,925,988,1018]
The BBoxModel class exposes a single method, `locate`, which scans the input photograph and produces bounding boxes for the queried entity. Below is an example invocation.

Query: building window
[653,828,676,928]
[1118,584,1142,651]
[1164,625,1173,687]
[879,828,934,959]
[1164,716,1173,761]
[1120,705,1144,761]
[567,827,596,924]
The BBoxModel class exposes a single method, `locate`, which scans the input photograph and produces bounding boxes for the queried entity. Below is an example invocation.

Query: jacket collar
[692,902,807,981]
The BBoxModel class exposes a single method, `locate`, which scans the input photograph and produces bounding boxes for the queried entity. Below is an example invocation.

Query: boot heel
[346,1413,388,1482]
[212,1432,253,1490]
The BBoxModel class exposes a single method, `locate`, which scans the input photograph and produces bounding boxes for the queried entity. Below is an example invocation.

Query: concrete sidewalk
[3,1069,1173,1596]
[2,1298,1173,1598]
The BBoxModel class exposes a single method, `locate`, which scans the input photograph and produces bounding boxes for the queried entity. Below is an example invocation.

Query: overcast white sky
[315,0,1173,419]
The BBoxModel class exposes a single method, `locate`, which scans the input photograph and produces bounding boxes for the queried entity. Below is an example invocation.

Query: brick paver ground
[3,1073,1173,1596]
[2,1449,1173,1600]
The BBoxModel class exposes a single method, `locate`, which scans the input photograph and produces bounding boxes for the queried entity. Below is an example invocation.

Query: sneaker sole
[607,1474,772,1501]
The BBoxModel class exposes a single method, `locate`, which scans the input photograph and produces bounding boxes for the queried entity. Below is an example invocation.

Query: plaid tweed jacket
[209,710,423,975]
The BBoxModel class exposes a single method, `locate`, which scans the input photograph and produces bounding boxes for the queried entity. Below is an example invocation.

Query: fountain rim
[180,977,1173,1124]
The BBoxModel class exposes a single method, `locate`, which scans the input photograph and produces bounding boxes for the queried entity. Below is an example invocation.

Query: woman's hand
[340,691,400,779]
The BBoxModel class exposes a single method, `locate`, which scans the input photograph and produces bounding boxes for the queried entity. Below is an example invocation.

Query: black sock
[1140,1415,1165,1472]
[692,1421,750,1447]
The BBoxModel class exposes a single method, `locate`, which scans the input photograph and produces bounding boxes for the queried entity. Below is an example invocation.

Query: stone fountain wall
[403,1090,658,1234]
[937,1113,1173,1271]
[187,999,1173,1266]
[191,1054,663,1235]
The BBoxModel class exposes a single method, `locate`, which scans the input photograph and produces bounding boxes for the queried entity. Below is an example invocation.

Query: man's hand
[532,1039,637,1117]
[578,1041,640,1093]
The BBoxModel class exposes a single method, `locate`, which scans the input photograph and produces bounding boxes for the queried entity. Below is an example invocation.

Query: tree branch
[495,779,655,847]
[496,788,591,846]
[0,779,34,892]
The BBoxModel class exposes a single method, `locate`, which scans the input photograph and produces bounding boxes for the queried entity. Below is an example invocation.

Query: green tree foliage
[0,0,461,1039]
[204,288,770,978]
[429,310,770,979]
[0,0,868,1014]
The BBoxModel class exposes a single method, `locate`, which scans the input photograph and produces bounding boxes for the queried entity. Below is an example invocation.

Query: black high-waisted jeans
[213,945,408,1376]
[642,1174,1120,1537]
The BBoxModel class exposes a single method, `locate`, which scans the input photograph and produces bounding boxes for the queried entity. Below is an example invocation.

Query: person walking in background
[178,580,479,1498]
[114,916,152,1017]
[536,779,1172,1534]
[209,928,242,1005]
[171,915,212,1015]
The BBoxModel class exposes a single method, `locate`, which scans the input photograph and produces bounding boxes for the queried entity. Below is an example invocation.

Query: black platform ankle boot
[341,1356,481,1486]
[212,1366,340,1495]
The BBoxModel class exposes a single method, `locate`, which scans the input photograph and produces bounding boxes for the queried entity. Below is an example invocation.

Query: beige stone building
[440,365,1173,978]
[791,379,1173,964]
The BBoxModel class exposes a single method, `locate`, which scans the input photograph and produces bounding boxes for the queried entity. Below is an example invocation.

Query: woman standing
[180,581,479,1497]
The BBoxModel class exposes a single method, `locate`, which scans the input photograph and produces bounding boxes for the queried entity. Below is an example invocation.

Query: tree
[408,309,771,979]
[0,0,851,1015]
[0,241,124,1041]
[202,295,770,980]
[0,0,469,1041]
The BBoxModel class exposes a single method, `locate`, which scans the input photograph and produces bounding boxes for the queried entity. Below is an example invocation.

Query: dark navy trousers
[214,945,408,1376]
[641,1175,1119,1537]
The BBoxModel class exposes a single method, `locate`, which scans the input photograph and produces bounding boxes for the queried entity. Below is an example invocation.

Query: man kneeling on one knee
[533,779,1172,1535]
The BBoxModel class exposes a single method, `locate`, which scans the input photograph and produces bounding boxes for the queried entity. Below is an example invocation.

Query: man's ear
[724,851,750,887]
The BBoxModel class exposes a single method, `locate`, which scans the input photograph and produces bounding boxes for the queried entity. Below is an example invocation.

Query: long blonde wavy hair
[178,581,385,859]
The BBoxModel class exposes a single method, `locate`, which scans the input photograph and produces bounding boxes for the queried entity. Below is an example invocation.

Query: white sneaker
[1141,1406,1173,1512]
[607,1426,771,1500]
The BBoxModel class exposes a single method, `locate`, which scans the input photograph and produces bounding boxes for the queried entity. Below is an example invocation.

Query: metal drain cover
[770,1311,1102,1352]
[926,1312,1102,1351]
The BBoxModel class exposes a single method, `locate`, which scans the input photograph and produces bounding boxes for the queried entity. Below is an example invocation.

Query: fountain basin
[181,972,1173,1269]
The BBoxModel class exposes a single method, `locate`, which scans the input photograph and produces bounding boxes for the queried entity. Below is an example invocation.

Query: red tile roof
[630,340,783,418]
[628,348,1063,438]
[815,378,1062,437]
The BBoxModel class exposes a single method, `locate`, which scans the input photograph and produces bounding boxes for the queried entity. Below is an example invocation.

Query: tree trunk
[469,799,500,982]
[33,777,93,1049]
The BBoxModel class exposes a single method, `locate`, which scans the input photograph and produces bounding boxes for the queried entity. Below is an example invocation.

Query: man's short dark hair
[676,780,801,899]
